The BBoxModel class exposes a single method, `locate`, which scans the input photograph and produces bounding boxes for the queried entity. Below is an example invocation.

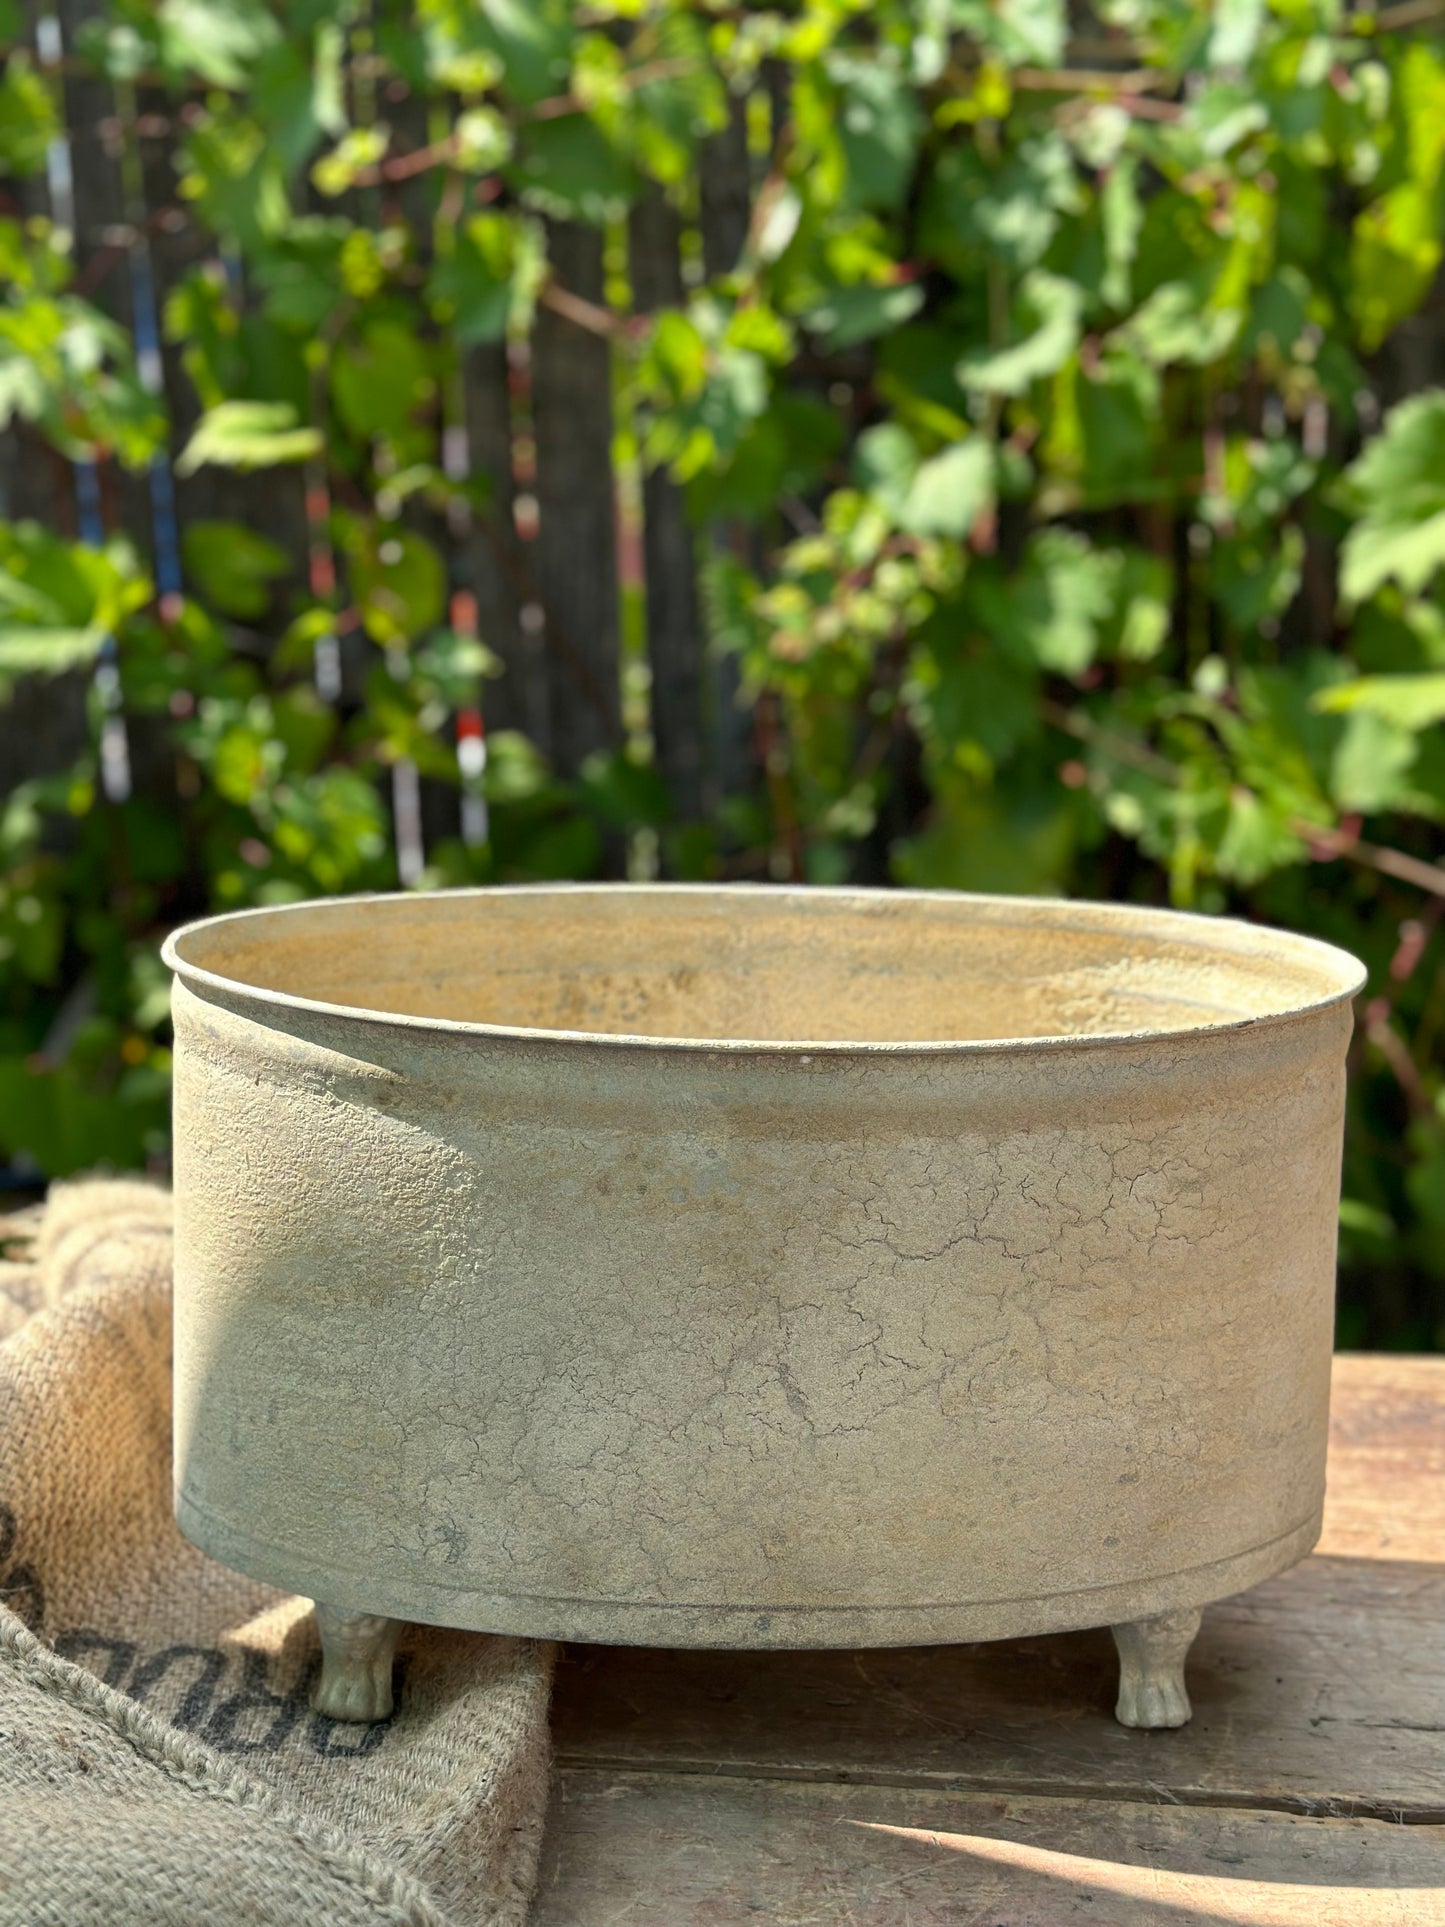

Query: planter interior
[169,883,1355,1046]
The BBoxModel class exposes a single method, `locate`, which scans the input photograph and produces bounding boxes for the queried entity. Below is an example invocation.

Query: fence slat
[55,0,154,564]
[629,186,705,829]
[136,101,309,603]
[0,410,67,532]
[530,220,623,781]
[462,343,544,749]
[1,10,71,532]
[697,99,758,815]
[1,15,80,786]
[699,97,751,278]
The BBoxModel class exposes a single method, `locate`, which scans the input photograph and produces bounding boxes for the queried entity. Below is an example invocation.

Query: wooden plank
[55,0,130,309]
[696,96,757,816]
[629,185,705,828]
[54,0,153,560]
[461,343,543,748]
[530,220,622,779]
[552,1562,1445,1822]
[534,1771,1445,1927]
[1319,1354,1445,1561]
[552,1357,1445,1821]
[0,423,57,528]
[698,96,750,280]
[0,671,91,790]
[0,8,53,525]
[134,95,308,600]
[1,7,90,782]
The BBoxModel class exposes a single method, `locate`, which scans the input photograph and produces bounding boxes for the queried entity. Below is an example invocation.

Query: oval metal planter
[163,885,1364,1728]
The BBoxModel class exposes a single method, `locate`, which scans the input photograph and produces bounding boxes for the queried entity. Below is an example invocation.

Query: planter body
[164,887,1362,1649]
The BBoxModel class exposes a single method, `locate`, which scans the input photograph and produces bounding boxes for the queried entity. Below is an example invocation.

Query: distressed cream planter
[162,885,1363,1728]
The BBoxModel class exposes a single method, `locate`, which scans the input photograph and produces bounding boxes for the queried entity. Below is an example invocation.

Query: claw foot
[310,1604,402,1722]
[1111,1607,1201,1729]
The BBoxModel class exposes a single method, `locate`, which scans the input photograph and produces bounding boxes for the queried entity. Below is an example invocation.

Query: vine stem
[1296,825,1445,902]
[1040,697,1445,900]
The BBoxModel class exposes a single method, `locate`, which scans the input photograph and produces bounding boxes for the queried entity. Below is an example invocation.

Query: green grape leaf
[156,0,280,86]
[897,440,996,540]
[1113,279,1243,368]
[828,54,924,213]
[1350,186,1445,354]
[956,271,1083,398]
[1330,709,1420,814]
[182,521,291,620]
[0,56,58,176]
[803,282,925,350]
[428,213,543,344]
[349,528,446,647]
[176,401,321,475]
[331,320,435,440]
[1340,392,1445,602]
[510,112,633,222]
[1315,671,1445,731]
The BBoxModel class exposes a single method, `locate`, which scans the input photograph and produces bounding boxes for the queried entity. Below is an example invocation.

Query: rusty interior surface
[167,886,1363,1047]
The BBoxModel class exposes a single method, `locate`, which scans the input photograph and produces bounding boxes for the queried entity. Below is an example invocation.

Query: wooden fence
[10,10,1445,873]
[0,3,764,875]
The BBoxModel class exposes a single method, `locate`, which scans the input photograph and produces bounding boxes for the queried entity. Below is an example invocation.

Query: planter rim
[161,882,1366,1059]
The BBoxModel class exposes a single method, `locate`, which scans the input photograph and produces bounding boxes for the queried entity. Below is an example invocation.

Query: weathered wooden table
[536,1355,1445,1925]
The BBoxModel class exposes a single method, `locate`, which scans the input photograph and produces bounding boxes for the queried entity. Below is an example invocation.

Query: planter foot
[310,1604,402,1722]
[1111,1607,1201,1729]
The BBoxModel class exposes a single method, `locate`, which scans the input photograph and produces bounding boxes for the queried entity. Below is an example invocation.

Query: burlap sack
[0,1180,555,1927]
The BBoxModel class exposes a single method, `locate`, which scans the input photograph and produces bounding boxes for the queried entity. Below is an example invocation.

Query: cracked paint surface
[164,888,1361,1649]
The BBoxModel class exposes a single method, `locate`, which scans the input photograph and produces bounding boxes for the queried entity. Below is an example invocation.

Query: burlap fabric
[0,1180,555,1927]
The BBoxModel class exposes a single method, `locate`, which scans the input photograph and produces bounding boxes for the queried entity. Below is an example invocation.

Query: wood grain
[628,185,705,828]
[1320,1356,1445,1562]
[463,344,544,750]
[535,1772,1445,1927]
[695,96,758,812]
[531,220,623,777]
[552,1555,1445,1821]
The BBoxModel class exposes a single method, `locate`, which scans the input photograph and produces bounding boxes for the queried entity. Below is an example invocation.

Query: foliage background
[3,0,1445,1346]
